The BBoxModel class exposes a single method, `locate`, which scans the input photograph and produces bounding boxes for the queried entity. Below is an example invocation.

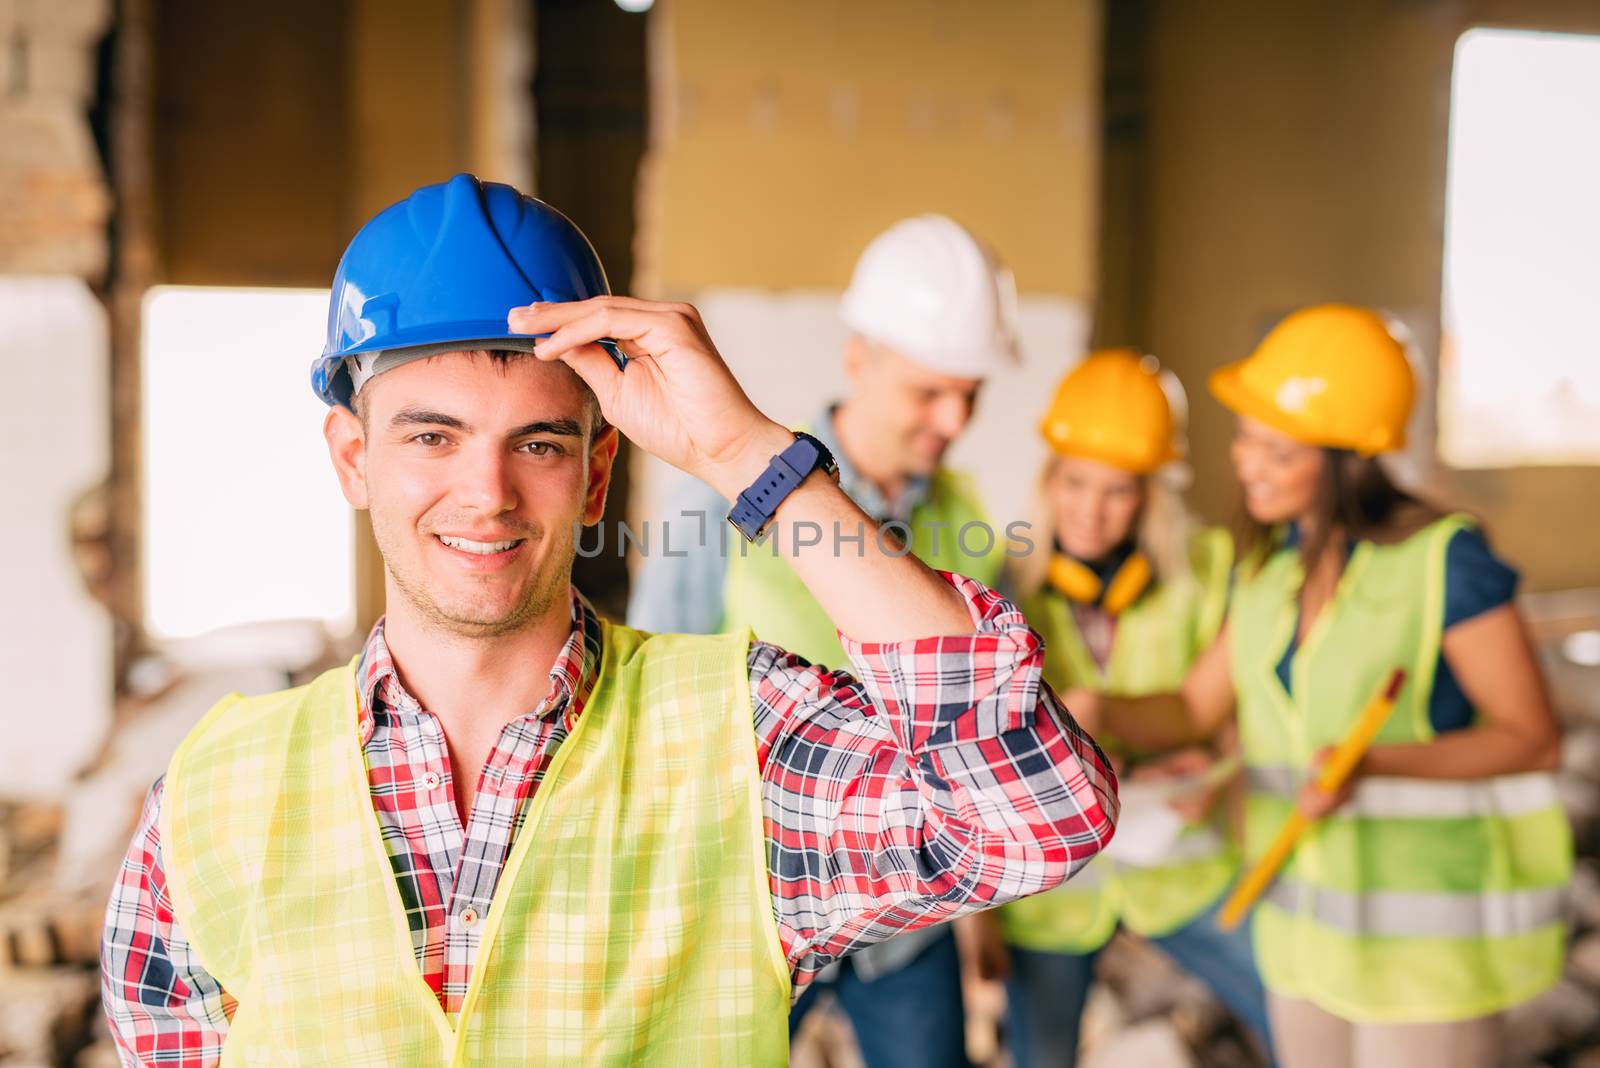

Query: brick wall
[0,0,112,278]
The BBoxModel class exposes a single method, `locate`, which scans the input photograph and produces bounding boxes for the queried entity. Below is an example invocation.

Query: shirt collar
[809,402,932,523]
[355,586,603,741]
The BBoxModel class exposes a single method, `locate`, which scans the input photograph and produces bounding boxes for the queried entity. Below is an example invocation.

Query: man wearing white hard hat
[629,215,1016,1067]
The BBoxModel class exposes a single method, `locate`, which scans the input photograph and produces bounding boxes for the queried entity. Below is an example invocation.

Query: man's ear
[841,334,873,388]
[324,405,370,510]
[582,425,621,525]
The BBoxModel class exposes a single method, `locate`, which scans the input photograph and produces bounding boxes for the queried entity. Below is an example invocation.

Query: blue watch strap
[727,435,822,541]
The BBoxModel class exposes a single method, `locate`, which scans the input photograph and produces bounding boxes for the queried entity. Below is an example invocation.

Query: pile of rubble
[0,802,114,1068]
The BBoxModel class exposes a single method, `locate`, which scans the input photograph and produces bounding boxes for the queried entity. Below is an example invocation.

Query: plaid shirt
[102,575,1117,1067]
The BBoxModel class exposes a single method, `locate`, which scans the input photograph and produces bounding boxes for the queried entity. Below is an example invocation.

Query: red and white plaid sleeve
[101,779,232,1068]
[749,570,1119,988]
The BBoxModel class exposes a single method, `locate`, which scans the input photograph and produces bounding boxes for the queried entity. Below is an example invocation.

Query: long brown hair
[1237,450,1445,573]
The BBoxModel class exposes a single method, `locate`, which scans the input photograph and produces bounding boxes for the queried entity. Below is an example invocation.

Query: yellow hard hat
[1039,348,1183,474]
[1209,304,1414,455]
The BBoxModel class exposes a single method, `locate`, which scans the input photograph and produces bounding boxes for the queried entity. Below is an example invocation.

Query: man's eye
[520,440,562,456]
[412,432,445,447]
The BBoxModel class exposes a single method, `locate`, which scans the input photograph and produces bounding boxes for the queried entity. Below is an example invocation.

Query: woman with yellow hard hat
[1075,307,1570,1068]
[972,350,1274,1067]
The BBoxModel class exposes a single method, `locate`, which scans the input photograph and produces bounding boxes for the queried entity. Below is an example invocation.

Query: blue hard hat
[311,173,612,407]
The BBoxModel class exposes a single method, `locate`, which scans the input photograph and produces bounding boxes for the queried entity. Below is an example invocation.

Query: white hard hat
[839,214,1020,378]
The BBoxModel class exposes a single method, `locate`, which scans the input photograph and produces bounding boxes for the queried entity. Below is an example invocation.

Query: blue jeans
[790,925,970,1068]
[1004,896,1276,1068]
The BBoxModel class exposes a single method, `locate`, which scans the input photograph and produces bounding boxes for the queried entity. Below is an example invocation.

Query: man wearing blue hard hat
[101,173,1118,1067]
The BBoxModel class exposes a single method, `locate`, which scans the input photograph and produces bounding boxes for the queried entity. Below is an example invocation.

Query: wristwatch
[726,431,840,541]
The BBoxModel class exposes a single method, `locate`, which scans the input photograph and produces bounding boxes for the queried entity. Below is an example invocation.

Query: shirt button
[421,771,441,791]
[458,906,480,928]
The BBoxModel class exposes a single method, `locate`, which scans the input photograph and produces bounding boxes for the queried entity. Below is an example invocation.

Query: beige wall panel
[641,0,1100,298]
[346,0,473,220]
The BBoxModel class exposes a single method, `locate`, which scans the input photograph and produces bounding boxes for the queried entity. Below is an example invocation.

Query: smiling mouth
[435,534,527,555]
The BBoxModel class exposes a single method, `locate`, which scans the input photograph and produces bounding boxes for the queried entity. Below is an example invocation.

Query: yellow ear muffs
[1101,551,1152,616]
[1047,550,1152,616]
[1047,554,1104,604]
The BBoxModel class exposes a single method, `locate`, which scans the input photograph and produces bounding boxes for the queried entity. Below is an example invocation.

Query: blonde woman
[1076,307,1569,1068]
[981,350,1272,1066]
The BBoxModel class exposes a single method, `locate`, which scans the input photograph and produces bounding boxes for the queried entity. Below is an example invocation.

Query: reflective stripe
[1264,879,1567,939]
[1246,767,1560,819]
[1244,766,1299,797]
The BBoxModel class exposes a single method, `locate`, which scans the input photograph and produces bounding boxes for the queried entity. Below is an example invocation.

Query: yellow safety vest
[160,623,790,1066]
[721,466,1004,667]
[1231,514,1570,1022]
[998,527,1237,953]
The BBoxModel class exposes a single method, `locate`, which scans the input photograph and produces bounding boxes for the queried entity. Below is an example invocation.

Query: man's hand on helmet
[509,297,792,502]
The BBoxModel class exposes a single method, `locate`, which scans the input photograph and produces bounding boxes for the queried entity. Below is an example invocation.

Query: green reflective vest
[1231,514,1570,1022]
[161,623,790,1066]
[721,466,1004,667]
[998,527,1237,953]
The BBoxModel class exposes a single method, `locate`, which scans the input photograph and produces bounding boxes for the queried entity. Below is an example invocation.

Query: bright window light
[142,287,354,639]
[1440,28,1600,468]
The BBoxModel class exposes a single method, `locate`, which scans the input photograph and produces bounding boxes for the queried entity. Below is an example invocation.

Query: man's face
[844,339,983,477]
[325,352,617,638]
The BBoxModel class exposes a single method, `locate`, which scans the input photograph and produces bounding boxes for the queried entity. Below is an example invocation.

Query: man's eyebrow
[390,408,469,431]
[510,418,584,438]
